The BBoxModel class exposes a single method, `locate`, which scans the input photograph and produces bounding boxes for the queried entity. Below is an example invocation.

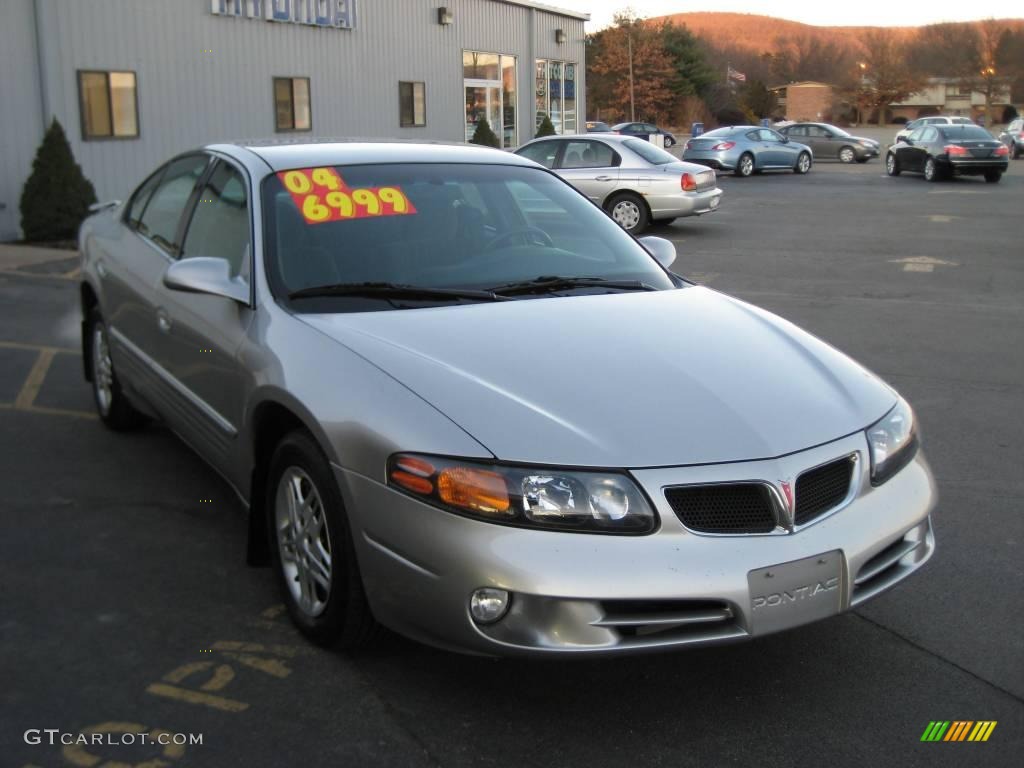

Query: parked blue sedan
[683,126,813,177]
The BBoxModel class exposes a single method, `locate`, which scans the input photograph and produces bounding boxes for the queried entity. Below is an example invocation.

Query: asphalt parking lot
[2,158,1022,767]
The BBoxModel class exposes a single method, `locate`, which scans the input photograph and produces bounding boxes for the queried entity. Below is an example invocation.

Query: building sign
[211,0,357,30]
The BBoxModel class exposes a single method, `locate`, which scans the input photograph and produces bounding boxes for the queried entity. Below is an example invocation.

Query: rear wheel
[735,153,755,177]
[886,152,900,176]
[86,309,146,430]
[268,430,379,649]
[794,152,812,174]
[984,170,1002,183]
[607,192,649,235]
[923,157,940,182]
[838,146,856,164]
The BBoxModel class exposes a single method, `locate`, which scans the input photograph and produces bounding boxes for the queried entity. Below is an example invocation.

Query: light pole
[627,30,635,122]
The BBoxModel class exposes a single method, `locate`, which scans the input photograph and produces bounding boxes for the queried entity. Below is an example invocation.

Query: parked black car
[585,120,612,133]
[612,122,677,146]
[778,122,880,163]
[886,123,1009,183]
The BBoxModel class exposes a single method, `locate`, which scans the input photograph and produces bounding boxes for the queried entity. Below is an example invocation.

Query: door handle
[157,309,171,334]
[594,175,614,181]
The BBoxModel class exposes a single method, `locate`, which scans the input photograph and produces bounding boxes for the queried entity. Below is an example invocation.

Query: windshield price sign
[278,167,418,225]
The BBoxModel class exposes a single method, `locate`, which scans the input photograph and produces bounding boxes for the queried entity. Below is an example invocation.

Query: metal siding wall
[0,0,45,240]
[18,0,585,216]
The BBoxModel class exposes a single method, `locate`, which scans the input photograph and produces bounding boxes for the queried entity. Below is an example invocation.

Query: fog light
[470,588,510,624]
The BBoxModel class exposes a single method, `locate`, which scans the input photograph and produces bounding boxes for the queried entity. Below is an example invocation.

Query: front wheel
[735,153,755,177]
[984,170,1002,183]
[923,157,940,182]
[886,153,900,176]
[838,146,856,164]
[86,309,146,430]
[607,192,649,235]
[794,152,812,174]
[268,430,379,649]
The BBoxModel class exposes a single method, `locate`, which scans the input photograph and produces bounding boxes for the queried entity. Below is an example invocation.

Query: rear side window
[137,155,209,254]
[517,141,559,169]
[181,161,250,277]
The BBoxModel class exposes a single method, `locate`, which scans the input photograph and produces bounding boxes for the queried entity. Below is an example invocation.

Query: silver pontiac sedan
[515,134,722,235]
[79,140,935,656]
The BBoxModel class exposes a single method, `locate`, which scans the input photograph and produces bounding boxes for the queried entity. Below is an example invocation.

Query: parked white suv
[895,116,974,145]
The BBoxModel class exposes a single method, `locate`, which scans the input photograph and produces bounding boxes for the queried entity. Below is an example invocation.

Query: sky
[551,0,1023,30]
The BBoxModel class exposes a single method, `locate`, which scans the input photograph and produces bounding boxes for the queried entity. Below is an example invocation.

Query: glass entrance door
[465,83,501,143]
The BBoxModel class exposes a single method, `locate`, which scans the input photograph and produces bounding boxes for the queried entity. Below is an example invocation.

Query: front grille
[665,484,776,534]
[794,457,854,525]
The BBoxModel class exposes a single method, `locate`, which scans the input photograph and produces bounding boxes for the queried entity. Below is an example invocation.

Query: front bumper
[855,145,880,159]
[338,432,936,656]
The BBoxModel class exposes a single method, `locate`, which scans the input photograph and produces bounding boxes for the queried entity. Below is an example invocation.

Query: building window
[77,70,138,140]
[463,51,516,148]
[273,77,311,132]
[534,60,577,136]
[399,82,426,127]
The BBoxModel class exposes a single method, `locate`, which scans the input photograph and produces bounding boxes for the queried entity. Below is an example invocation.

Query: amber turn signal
[438,467,511,516]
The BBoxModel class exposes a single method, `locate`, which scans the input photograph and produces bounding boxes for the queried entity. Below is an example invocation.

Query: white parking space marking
[686,271,720,284]
[923,215,959,223]
[889,256,959,273]
[927,190,991,195]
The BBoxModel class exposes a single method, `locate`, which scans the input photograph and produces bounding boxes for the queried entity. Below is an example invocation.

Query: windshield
[940,125,994,141]
[262,163,677,310]
[623,139,677,165]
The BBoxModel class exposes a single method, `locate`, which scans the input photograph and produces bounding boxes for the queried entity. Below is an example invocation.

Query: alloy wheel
[924,158,936,181]
[275,467,333,617]
[92,323,114,416]
[886,154,896,175]
[797,154,811,173]
[839,147,855,163]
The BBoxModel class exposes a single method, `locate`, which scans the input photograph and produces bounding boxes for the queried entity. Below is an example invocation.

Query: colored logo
[920,721,997,742]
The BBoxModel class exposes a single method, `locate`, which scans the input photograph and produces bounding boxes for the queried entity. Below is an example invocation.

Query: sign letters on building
[211,0,357,30]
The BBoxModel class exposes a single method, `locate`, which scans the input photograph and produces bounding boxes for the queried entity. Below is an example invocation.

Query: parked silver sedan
[79,140,935,656]
[515,134,722,235]
[683,126,813,177]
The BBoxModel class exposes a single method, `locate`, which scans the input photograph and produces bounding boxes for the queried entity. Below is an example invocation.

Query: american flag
[728,67,747,83]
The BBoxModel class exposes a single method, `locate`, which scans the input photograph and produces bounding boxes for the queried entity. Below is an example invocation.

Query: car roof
[520,133,644,146]
[207,139,536,172]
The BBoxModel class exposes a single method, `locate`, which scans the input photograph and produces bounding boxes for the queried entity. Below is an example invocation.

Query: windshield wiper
[288,282,510,302]
[487,276,660,296]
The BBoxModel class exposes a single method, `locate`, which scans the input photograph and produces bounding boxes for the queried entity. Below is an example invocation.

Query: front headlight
[866,398,918,485]
[387,454,657,534]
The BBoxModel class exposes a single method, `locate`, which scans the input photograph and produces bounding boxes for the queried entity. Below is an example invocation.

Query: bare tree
[859,30,922,125]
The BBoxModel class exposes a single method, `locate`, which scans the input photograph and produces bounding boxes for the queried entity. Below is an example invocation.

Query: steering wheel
[484,227,555,252]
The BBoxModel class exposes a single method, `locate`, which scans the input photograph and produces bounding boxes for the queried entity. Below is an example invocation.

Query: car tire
[607,192,649,235]
[838,146,856,164]
[886,153,900,176]
[86,309,147,430]
[923,157,940,182]
[984,170,1002,183]
[794,152,812,174]
[735,153,755,177]
[268,430,380,649]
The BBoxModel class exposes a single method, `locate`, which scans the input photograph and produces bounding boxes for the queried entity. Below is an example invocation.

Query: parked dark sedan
[585,120,612,133]
[886,123,1009,182]
[612,122,677,146]
[779,122,879,163]
[998,117,1023,159]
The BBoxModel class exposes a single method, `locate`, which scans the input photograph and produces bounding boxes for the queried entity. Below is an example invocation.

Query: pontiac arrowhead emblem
[779,480,795,531]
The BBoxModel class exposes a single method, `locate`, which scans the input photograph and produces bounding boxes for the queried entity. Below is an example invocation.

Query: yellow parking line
[0,339,78,354]
[15,349,56,409]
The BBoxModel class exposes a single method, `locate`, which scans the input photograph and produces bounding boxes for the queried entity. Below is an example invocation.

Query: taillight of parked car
[711,141,736,151]
[681,173,697,192]
[994,145,1010,156]
[944,145,970,157]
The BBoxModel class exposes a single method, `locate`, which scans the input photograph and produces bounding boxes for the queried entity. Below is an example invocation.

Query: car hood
[299,287,896,468]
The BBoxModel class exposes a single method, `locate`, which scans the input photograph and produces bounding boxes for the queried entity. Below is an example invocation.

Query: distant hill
[653,12,1024,56]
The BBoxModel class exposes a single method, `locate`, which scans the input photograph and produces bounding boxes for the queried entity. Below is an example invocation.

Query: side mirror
[896,135,908,144]
[780,135,790,143]
[638,236,676,269]
[163,257,249,304]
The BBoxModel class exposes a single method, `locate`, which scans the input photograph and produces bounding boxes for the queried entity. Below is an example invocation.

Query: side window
[760,129,781,141]
[517,141,559,169]
[137,155,209,254]
[787,126,806,137]
[745,131,761,141]
[921,127,938,142]
[561,140,616,169]
[909,127,926,142]
[126,168,165,230]
[181,161,250,277]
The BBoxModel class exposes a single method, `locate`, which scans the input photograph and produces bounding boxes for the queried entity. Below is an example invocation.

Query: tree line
[587,13,1024,128]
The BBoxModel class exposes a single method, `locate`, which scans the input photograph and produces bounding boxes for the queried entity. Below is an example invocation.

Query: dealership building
[0,0,587,240]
